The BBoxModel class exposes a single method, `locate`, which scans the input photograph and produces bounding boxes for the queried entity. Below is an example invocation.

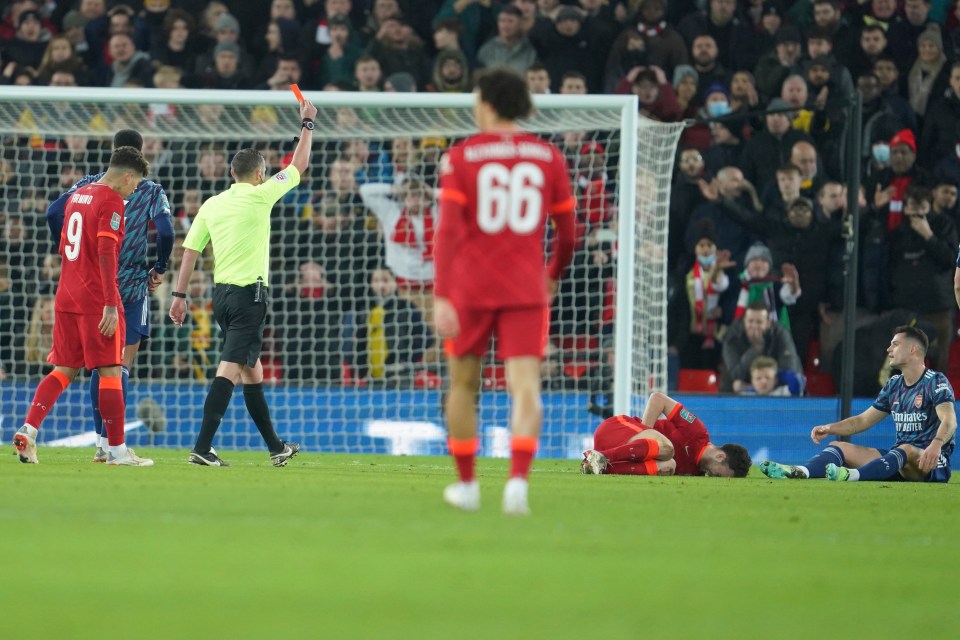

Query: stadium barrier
[2,382,941,469]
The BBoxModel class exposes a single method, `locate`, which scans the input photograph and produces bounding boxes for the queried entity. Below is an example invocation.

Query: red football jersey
[56,183,126,314]
[437,131,575,309]
[650,406,711,476]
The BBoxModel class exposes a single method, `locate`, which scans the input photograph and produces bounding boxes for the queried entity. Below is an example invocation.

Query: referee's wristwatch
[172,291,186,299]
[301,118,315,131]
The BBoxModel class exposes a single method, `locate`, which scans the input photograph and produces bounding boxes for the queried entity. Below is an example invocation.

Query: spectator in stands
[60,10,94,69]
[104,32,153,87]
[673,64,700,126]
[353,267,433,384]
[790,141,824,201]
[3,10,48,71]
[164,269,218,381]
[920,62,960,168]
[689,34,729,101]
[847,24,889,80]
[477,5,536,74]
[358,175,436,324]
[762,162,801,217]
[343,139,393,184]
[559,70,588,94]
[366,15,429,89]
[432,17,465,58]
[812,0,856,64]
[150,9,202,75]
[384,71,416,92]
[736,238,800,328]
[251,0,298,58]
[740,98,811,194]
[623,67,682,122]
[255,55,301,92]
[677,0,742,71]
[191,12,253,80]
[721,300,803,392]
[738,355,793,396]
[754,25,802,104]
[908,26,949,123]
[932,178,960,227]
[279,261,342,383]
[887,185,957,372]
[686,166,760,274]
[703,121,746,178]
[533,6,602,93]
[23,295,54,376]
[313,14,361,89]
[353,53,382,91]
[889,0,936,64]
[35,35,92,87]
[681,219,733,369]
[614,0,688,84]
[198,40,251,89]
[174,187,203,232]
[526,62,551,94]
[670,147,706,268]
[429,49,471,92]
[728,70,759,116]
[361,0,402,41]
[804,27,855,104]
[254,18,300,85]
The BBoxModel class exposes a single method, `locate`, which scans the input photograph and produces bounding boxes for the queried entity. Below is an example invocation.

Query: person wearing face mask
[682,219,734,369]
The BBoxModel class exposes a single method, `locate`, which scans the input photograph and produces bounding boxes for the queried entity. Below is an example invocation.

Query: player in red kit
[581,392,752,477]
[12,147,152,466]
[434,67,577,515]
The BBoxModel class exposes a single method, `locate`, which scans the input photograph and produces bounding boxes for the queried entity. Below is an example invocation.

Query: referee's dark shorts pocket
[213,284,268,368]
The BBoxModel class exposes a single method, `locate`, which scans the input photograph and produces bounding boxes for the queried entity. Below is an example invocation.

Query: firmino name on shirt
[71,194,94,205]
[464,141,552,163]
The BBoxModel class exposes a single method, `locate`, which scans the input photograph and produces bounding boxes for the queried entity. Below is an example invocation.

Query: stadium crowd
[2,0,960,397]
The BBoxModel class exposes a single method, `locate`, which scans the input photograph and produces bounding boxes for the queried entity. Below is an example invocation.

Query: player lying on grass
[761,325,956,483]
[13,147,153,466]
[581,392,752,477]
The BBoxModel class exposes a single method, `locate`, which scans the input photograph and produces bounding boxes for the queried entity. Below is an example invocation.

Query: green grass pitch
[2,448,958,639]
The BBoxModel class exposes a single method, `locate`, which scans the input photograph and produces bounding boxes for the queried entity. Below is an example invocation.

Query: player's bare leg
[443,354,482,512]
[15,366,80,464]
[239,360,299,467]
[502,356,542,516]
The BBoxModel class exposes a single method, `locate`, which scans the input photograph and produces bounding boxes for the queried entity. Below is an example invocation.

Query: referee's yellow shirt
[183,165,300,286]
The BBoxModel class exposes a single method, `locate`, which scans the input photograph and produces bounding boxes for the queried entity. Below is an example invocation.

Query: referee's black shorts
[213,282,268,368]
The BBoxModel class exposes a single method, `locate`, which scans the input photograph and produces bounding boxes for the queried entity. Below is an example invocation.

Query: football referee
[169,98,318,467]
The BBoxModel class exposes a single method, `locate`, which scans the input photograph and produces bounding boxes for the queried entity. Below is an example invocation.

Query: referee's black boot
[270,441,300,467]
[188,447,231,467]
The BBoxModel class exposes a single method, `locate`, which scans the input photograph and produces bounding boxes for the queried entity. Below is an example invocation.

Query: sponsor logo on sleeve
[160,192,170,213]
[273,171,288,183]
[439,153,452,176]
[110,213,121,230]
[679,408,695,423]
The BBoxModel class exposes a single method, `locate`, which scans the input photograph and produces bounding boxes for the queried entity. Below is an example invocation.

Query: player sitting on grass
[761,325,956,482]
[581,392,752,477]
[13,147,153,466]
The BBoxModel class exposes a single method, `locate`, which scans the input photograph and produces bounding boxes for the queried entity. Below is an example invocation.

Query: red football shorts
[446,305,549,360]
[49,310,126,370]
[593,415,648,451]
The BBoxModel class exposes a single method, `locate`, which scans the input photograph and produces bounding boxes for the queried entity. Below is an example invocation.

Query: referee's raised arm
[289,98,317,174]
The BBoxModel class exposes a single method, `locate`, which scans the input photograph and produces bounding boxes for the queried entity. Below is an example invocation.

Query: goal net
[0,87,683,458]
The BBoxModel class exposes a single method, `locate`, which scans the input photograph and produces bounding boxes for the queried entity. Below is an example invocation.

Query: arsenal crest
[914,394,923,409]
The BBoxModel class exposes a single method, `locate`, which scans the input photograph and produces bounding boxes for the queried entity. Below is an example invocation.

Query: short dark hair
[861,24,886,36]
[746,300,769,313]
[526,62,548,75]
[500,5,523,18]
[561,70,587,84]
[475,67,532,121]
[231,148,265,178]
[894,324,929,354]
[433,17,463,35]
[777,162,801,176]
[109,145,148,176]
[806,26,833,43]
[113,129,143,151]
[721,444,752,478]
[904,184,933,206]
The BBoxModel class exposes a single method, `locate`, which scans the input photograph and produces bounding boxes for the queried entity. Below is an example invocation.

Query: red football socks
[24,370,71,429]
[599,438,659,463]
[98,375,125,447]
[608,460,660,476]
[448,437,478,483]
[510,436,538,479]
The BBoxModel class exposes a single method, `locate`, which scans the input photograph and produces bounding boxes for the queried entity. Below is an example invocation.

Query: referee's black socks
[195,376,235,454]
[243,382,283,453]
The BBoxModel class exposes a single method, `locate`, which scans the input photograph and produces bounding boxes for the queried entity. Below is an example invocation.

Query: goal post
[0,86,683,457]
